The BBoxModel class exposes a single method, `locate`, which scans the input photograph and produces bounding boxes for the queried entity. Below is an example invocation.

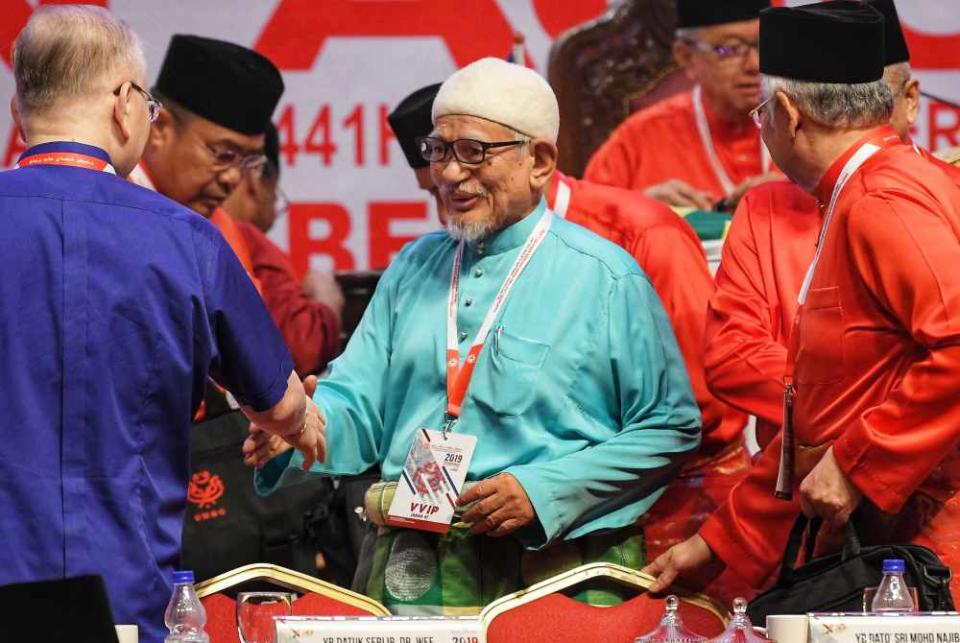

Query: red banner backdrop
[1,1,957,273]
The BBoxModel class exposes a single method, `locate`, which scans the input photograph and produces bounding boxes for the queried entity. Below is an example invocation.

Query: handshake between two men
[240,376,538,539]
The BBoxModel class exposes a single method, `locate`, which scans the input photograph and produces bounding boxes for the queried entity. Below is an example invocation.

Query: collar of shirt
[19,141,113,166]
[814,125,899,204]
[470,198,548,257]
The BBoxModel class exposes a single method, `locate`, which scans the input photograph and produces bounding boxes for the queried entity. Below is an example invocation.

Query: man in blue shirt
[1,7,323,641]
[247,58,700,614]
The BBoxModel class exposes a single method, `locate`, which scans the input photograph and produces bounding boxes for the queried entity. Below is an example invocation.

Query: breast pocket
[795,286,845,384]
[470,328,550,418]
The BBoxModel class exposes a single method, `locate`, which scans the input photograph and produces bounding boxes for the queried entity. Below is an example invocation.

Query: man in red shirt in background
[584,0,778,212]
[223,122,344,376]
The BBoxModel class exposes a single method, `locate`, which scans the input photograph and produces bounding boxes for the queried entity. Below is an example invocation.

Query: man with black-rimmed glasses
[247,57,700,616]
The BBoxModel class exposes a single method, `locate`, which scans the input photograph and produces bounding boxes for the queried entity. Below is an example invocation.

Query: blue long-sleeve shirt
[0,142,294,643]
[259,199,700,546]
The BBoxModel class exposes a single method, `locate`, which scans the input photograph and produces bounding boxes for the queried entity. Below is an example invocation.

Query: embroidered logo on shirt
[188,470,228,522]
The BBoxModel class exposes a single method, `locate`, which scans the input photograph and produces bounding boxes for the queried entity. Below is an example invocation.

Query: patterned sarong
[355,482,645,615]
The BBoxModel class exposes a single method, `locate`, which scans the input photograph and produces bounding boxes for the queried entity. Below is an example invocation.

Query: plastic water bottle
[870,559,915,613]
[164,570,210,643]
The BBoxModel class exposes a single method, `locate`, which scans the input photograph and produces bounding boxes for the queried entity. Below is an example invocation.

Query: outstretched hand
[243,397,325,471]
[642,534,724,594]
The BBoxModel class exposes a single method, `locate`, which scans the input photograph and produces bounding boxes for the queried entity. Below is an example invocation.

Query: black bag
[181,408,340,583]
[747,515,954,622]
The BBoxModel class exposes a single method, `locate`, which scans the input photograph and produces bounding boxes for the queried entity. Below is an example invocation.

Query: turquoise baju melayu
[258,199,701,611]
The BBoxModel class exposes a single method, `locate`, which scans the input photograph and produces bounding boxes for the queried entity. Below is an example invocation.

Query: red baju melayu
[584,88,769,202]
[700,127,960,601]
[547,172,750,601]
[704,181,820,449]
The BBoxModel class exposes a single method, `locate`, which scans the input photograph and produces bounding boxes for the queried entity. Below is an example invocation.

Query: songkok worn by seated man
[254,57,701,615]
[648,0,960,605]
[585,0,775,211]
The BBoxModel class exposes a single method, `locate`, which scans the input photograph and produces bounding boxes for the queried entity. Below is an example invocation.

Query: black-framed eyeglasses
[417,136,527,165]
[682,38,759,61]
[203,142,268,175]
[113,81,162,123]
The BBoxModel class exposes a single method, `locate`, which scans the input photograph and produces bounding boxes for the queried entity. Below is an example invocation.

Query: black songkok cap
[154,34,284,135]
[264,121,279,174]
[760,1,886,84]
[387,83,441,169]
[866,0,910,65]
[676,0,771,29]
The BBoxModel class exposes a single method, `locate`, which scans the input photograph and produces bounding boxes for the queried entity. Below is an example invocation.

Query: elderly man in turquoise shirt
[247,57,701,614]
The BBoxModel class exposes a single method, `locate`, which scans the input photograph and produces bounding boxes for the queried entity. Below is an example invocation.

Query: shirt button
[464,298,473,307]
[474,267,483,278]
[459,331,468,341]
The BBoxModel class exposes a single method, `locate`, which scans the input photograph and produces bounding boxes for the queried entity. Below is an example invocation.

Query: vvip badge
[387,429,476,533]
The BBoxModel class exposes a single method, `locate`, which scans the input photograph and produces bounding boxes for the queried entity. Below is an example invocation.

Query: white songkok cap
[432,57,560,143]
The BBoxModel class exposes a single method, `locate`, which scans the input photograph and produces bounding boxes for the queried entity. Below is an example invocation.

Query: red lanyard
[445,211,553,423]
[18,152,116,174]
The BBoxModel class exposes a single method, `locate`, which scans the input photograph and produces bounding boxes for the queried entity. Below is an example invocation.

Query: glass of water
[236,591,294,643]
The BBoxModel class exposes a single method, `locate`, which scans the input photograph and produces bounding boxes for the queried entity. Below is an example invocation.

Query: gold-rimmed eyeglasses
[682,38,759,62]
[749,95,775,129]
[203,142,268,175]
[113,81,162,123]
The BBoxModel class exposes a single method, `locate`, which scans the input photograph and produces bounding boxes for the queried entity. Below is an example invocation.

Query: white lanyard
[797,143,883,304]
[692,84,770,196]
[445,211,553,418]
[552,178,572,219]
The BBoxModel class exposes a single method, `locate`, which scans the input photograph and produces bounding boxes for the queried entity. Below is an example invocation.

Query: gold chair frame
[194,562,390,616]
[479,561,728,636]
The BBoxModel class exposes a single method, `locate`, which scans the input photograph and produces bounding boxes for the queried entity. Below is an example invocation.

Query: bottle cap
[882,559,905,573]
[172,570,195,584]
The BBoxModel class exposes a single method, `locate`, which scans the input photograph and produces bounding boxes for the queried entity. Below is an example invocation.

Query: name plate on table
[809,613,960,643]
[274,616,484,643]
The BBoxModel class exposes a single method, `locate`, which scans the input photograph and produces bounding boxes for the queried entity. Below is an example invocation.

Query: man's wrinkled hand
[642,534,724,594]
[799,446,862,527]
[645,179,714,210]
[458,473,535,537]
[242,400,326,471]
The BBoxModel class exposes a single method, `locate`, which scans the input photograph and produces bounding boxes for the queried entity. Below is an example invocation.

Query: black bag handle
[779,515,859,586]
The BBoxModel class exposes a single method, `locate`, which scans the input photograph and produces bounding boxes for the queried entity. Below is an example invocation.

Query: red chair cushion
[486,593,726,643]
[202,592,379,643]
